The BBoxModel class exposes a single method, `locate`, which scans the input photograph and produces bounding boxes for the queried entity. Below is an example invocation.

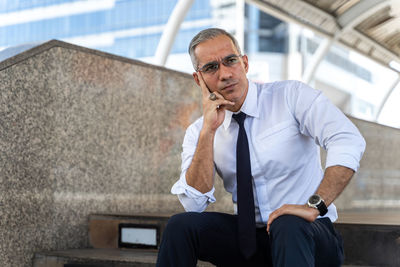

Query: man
[156,28,365,267]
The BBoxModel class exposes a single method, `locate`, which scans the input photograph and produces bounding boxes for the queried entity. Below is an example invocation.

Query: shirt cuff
[171,172,216,212]
[325,145,364,172]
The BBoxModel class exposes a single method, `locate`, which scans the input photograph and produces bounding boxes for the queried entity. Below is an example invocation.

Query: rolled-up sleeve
[287,81,366,172]
[171,121,216,212]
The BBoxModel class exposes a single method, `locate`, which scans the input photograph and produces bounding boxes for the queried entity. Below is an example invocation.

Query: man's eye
[225,57,239,65]
[204,64,218,72]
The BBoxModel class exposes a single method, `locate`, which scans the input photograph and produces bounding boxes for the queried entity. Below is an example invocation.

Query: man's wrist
[307,194,328,216]
[306,205,320,218]
[200,127,216,138]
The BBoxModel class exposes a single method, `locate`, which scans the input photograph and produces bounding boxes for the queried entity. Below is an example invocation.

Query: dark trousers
[156,212,343,267]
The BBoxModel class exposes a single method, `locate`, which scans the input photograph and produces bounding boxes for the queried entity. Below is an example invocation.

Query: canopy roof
[246,0,400,73]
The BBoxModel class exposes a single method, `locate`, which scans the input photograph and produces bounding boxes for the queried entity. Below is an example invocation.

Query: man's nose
[218,63,233,80]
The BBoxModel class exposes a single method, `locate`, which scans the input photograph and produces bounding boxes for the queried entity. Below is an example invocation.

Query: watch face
[309,195,321,205]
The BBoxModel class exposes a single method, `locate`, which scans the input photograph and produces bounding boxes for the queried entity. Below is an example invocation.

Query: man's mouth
[221,82,238,91]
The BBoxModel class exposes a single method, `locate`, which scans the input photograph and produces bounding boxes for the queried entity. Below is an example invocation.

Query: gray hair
[188,28,242,70]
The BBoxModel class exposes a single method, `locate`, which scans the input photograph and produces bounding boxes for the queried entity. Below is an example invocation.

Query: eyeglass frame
[196,54,243,74]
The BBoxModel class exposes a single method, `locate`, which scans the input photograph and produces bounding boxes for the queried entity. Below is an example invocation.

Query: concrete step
[334,211,400,267]
[88,212,400,266]
[89,214,170,249]
[35,212,400,266]
[33,248,214,267]
[32,248,371,267]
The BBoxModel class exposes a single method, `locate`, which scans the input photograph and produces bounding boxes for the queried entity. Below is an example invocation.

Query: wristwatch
[307,194,328,216]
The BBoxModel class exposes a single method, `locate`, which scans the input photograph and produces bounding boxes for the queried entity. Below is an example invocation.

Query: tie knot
[233,112,246,125]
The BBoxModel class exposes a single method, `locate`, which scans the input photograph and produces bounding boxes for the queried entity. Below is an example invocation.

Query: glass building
[0,0,212,58]
[0,0,399,128]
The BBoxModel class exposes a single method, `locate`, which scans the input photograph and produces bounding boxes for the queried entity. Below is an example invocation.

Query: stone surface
[89,213,400,266]
[33,248,214,267]
[335,211,400,266]
[33,247,387,267]
[337,211,400,225]
[0,42,42,62]
[1,40,400,266]
[333,118,400,211]
[35,213,400,267]
[88,214,170,249]
[0,40,211,266]
[335,223,400,266]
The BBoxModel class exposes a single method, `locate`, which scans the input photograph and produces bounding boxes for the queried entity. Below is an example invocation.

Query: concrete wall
[0,40,399,266]
[0,41,207,266]
[333,119,400,211]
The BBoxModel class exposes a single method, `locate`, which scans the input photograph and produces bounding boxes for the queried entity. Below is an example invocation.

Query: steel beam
[245,0,400,80]
[375,75,400,121]
[338,0,390,31]
[154,0,195,66]
[302,38,334,83]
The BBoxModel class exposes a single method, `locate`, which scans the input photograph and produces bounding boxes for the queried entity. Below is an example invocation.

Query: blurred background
[1,0,399,129]
[1,2,399,265]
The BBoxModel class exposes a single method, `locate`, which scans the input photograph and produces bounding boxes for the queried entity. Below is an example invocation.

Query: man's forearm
[186,129,216,194]
[316,165,355,206]
[267,165,355,230]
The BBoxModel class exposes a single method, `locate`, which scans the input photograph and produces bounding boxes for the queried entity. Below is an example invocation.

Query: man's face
[193,34,249,111]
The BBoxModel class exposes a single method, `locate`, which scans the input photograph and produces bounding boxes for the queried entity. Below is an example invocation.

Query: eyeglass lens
[199,55,241,73]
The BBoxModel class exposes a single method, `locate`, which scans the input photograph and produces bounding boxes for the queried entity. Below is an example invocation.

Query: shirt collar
[222,80,259,130]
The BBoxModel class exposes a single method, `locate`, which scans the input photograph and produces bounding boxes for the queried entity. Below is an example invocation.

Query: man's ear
[193,72,200,86]
[242,55,249,73]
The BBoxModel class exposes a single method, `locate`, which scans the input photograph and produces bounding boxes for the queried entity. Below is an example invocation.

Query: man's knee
[269,215,316,266]
[269,215,311,240]
[164,212,200,236]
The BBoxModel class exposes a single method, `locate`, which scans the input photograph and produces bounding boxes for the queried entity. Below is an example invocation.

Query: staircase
[33,214,213,267]
[33,212,400,267]
[335,211,400,266]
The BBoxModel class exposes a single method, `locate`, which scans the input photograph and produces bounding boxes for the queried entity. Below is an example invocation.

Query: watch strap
[316,200,328,216]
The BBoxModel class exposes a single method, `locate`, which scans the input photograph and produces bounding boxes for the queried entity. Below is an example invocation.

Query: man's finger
[207,90,235,104]
[267,218,273,233]
[197,72,211,97]
[266,207,284,233]
[211,91,226,101]
[213,98,235,107]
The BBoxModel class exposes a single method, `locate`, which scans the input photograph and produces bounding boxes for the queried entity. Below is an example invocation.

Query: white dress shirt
[171,80,366,224]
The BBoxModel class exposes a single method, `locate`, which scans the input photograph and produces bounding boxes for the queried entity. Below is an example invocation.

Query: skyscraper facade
[0,0,212,58]
[1,0,398,127]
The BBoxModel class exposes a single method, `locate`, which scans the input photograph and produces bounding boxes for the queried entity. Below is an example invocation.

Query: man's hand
[266,204,319,234]
[266,166,354,233]
[197,72,234,133]
[185,73,235,194]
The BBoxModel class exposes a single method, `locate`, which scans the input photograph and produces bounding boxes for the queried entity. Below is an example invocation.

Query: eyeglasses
[197,54,242,74]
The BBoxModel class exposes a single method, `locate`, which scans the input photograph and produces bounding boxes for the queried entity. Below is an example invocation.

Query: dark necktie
[232,112,257,259]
